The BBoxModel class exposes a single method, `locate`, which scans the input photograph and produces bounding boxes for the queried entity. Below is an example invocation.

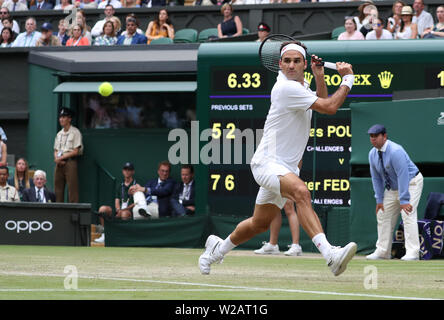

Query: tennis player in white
[199,41,357,276]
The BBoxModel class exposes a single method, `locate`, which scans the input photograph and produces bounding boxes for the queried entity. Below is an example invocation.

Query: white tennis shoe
[284,243,303,256]
[199,235,224,275]
[327,242,357,276]
[254,242,280,255]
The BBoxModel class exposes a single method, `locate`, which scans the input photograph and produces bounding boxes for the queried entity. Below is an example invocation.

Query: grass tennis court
[0,245,442,300]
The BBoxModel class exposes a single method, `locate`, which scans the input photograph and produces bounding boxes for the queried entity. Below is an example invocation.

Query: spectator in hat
[53,107,83,203]
[395,6,418,39]
[36,22,61,46]
[366,124,423,261]
[11,17,41,47]
[22,170,56,203]
[94,162,138,244]
[256,21,270,42]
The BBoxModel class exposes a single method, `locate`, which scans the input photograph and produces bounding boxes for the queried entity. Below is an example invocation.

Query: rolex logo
[304,72,313,86]
[378,71,394,89]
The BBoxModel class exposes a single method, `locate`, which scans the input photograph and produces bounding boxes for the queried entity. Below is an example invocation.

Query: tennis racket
[258,34,337,72]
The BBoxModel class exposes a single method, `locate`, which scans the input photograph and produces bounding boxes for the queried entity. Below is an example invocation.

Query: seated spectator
[148,0,166,6]
[7,158,34,201]
[110,16,122,36]
[129,160,176,218]
[338,17,364,40]
[91,4,115,38]
[0,26,15,47]
[170,164,195,217]
[395,6,418,39]
[53,0,74,10]
[412,0,434,36]
[66,24,90,46]
[97,0,121,9]
[0,138,6,166]
[0,166,19,202]
[256,21,270,42]
[353,1,374,31]
[76,9,92,43]
[2,0,28,11]
[94,20,117,45]
[22,170,56,203]
[11,17,41,47]
[120,14,143,36]
[2,18,18,39]
[73,0,98,9]
[422,5,444,39]
[36,22,61,46]
[217,3,242,38]
[387,0,406,35]
[145,9,174,44]
[365,17,393,40]
[94,162,137,243]
[116,16,147,45]
[122,0,140,8]
[54,19,69,45]
[0,8,19,34]
[30,0,54,10]
[357,4,379,37]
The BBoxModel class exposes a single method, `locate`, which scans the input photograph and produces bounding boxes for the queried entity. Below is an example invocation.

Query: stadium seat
[331,26,345,40]
[198,28,218,43]
[174,28,198,43]
[150,37,174,45]
[242,28,249,35]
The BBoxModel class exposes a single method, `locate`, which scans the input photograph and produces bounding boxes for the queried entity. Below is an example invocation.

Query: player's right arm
[310,62,354,115]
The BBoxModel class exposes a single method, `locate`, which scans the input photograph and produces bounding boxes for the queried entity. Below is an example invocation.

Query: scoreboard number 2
[210,174,235,191]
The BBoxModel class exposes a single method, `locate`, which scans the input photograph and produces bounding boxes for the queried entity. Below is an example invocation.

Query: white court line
[0,271,441,300]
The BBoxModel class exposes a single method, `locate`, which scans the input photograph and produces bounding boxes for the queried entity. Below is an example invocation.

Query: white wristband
[341,74,355,90]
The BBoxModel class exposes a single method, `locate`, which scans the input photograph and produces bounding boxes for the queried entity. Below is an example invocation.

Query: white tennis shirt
[251,71,318,172]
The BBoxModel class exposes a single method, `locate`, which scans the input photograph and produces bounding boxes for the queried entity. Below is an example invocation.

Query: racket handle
[323,62,337,70]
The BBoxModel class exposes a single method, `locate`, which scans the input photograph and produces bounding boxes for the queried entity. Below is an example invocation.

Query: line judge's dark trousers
[54,158,79,203]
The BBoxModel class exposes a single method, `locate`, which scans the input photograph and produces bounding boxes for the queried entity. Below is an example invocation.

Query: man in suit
[130,161,176,218]
[22,170,56,203]
[116,16,147,45]
[30,0,54,10]
[170,164,195,217]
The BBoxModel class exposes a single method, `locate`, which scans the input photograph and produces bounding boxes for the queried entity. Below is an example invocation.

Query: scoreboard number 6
[210,174,235,191]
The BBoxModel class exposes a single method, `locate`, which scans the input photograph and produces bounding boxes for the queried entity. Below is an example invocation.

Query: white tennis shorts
[251,161,299,209]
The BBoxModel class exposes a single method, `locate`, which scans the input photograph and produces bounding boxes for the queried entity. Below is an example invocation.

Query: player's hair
[279,41,308,60]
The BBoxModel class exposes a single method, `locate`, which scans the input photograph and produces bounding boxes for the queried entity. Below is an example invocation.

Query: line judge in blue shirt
[366,124,423,261]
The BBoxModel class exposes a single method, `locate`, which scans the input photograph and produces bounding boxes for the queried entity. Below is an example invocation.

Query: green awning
[53,81,197,93]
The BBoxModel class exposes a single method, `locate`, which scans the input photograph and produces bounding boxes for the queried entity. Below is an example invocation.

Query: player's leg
[254,209,282,255]
[279,172,356,276]
[199,203,280,275]
[283,200,302,256]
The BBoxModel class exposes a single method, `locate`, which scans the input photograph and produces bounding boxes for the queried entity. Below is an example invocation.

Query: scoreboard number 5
[212,123,236,139]
[210,174,235,191]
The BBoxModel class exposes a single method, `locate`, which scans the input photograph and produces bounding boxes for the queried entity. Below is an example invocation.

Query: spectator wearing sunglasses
[0,8,20,34]
[365,17,393,40]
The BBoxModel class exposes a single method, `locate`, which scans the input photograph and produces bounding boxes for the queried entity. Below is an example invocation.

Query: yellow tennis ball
[98,82,113,97]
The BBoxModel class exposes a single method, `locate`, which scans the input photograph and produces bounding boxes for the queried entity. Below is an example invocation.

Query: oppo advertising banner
[0,203,91,246]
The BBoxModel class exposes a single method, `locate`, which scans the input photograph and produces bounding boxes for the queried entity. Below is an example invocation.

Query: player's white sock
[312,233,332,260]
[219,235,236,256]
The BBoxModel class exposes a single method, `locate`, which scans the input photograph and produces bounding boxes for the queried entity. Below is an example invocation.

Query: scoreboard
[195,40,444,216]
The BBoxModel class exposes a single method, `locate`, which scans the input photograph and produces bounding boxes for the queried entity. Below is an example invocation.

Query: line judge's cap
[59,107,73,117]
[123,162,135,170]
[367,124,386,135]
[257,22,271,32]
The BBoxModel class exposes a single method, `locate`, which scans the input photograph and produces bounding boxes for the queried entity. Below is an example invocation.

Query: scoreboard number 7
[210,174,235,191]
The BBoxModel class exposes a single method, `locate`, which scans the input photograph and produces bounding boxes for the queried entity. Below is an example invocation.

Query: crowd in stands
[336,0,443,40]
[0,0,441,47]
